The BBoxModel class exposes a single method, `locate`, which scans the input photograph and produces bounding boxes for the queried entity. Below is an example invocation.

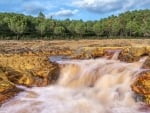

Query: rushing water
[0,54,150,113]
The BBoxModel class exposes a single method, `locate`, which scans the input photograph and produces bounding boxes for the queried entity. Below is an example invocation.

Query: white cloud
[73,0,150,13]
[52,9,79,17]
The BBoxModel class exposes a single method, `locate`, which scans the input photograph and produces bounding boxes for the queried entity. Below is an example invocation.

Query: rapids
[0,54,150,113]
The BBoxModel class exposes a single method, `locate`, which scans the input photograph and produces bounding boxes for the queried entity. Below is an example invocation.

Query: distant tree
[38,11,45,19]
[111,19,120,36]
[36,20,47,36]
[75,22,86,37]
[93,22,103,36]
[102,20,112,38]
[86,21,94,36]
[46,20,56,36]
[141,18,150,37]
[118,16,127,37]
[68,22,75,34]
[8,16,27,39]
[54,26,65,36]
[126,21,139,36]
[0,17,10,35]
[0,9,150,39]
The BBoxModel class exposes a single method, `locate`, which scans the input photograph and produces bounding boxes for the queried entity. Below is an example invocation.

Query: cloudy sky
[0,0,150,20]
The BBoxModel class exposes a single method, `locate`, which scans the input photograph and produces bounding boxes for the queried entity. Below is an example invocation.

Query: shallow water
[49,56,70,62]
[0,55,150,113]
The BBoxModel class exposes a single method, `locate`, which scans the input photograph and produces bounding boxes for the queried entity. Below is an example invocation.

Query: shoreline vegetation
[0,9,149,40]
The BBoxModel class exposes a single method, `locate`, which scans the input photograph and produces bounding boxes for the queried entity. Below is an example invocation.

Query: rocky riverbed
[1,40,150,105]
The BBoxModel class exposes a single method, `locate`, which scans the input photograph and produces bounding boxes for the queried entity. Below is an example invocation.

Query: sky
[0,0,150,21]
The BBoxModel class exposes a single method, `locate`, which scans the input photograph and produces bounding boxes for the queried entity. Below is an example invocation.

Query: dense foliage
[0,9,150,40]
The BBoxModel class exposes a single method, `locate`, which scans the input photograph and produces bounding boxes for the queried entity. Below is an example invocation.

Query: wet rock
[146,46,150,54]
[0,53,60,104]
[142,57,150,69]
[71,47,105,59]
[72,47,124,59]
[71,47,94,59]
[119,52,140,62]
[118,46,148,62]
[0,70,21,105]
[103,47,123,59]
[130,46,147,57]
[0,54,60,87]
[131,71,150,104]
[72,46,149,62]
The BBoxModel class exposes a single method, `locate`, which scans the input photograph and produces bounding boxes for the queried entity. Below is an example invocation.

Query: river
[0,53,150,113]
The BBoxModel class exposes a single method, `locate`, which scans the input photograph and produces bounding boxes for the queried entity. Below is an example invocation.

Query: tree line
[0,9,150,40]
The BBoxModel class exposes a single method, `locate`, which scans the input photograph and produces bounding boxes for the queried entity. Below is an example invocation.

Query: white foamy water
[0,56,150,113]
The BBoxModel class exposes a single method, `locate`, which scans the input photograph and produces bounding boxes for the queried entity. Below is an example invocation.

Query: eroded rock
[0,54,60,86]
[72,46,149,63]
[131,71,150,104]
[142,57,150,69]
[0,53,60,104]
[0,70,21,105]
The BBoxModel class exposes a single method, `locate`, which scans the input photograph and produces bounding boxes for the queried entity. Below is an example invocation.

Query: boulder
[0,54,60,86]
[131,71,150,104]
[130,46,147,57]
[142,57,150,69]
[0,70,21,105]
[0,53,60,104]
[119,46,148,62]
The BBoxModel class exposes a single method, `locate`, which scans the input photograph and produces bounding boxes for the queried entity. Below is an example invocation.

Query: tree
[36,20,47,36]
[8,16,27,39]
[0,17,10,36]
[102,19,112,38]
[111,19,120,36]
[93,22,103,36]
[54,26,65,36]
[46,20,56,36]
[141,19,150,37]
[68,22,75,34]
[75,22,86,37]
[118,16,127,37]
[38,11,45,19]
[126,21,139,36]
[86,21,94,36]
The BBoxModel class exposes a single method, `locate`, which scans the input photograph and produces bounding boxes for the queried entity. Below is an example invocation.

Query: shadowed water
[0,54,150,113]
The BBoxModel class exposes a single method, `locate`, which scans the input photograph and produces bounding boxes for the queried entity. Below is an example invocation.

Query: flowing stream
[0,54,150,113]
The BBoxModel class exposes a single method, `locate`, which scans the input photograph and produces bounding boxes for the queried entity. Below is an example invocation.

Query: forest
[0,9,150,40]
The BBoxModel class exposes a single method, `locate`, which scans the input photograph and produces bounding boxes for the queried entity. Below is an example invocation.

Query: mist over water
[0,54,150,113]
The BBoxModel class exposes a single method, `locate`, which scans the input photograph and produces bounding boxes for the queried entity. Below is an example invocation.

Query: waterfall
[0,55,150,113]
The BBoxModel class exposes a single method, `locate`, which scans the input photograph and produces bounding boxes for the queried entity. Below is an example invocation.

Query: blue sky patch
[0,0,150,21]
